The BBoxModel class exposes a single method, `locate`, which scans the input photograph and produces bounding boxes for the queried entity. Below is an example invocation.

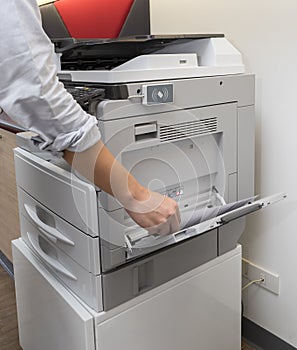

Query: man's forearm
[63,140,148,205]
[64,140,180,234]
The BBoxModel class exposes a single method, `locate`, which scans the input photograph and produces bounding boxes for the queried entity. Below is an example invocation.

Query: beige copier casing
[12,35,276,350]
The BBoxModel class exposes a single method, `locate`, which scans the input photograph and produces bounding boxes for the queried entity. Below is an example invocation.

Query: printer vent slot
[159,117,218,142]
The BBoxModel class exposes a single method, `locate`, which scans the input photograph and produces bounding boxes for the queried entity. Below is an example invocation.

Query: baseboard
[0,250,14,279]
[242,317,296,350]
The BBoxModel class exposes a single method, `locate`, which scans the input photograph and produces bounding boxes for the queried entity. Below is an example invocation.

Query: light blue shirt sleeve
[0,0,101,153]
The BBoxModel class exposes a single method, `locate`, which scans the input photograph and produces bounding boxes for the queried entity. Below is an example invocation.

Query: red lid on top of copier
[54,0,134,38]
[39,0,151,40]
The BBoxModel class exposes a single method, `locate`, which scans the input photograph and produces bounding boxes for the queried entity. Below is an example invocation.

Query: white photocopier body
[12,36,280,350]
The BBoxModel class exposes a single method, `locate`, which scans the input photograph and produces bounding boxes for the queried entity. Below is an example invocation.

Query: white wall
[151,0,297,347]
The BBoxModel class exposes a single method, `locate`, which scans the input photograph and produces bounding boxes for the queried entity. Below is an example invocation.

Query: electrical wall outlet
[242,258,280,295]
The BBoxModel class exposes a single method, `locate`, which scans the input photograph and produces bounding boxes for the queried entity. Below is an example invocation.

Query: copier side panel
[97,103,238,271]
[238,105,255,199]
[96,72,255,272]
[216,105,255,255]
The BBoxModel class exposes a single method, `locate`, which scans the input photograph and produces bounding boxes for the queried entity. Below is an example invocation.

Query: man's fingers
[170,212,181,234]
[147,209,181,236]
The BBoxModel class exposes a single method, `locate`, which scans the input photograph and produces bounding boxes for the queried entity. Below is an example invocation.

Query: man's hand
[64,141,181,235]
[125,187,181,235]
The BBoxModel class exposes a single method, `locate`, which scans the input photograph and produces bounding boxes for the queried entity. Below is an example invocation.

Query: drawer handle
[24,204,75,246]
[27,231,77,281]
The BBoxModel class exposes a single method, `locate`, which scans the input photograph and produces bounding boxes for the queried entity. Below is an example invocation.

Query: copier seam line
[99,102,254,123]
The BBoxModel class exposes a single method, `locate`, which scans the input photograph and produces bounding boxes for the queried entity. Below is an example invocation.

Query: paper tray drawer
[12,239,96,350]
[14,147,99,237]
[18,188,101,275]
[20,215,103,312]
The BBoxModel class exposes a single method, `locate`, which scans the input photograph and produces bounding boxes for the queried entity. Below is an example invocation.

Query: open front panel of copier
[97,102,237,264]
[13,35,285,312]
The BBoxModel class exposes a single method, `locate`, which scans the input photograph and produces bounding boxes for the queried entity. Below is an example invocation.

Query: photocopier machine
[12,34,285,350]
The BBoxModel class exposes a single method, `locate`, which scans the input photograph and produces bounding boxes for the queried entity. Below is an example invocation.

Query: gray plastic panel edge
[101,229,217,310]
[217,193,286,255]
[40,4,70,40]
[219,203,262,223]
[119,0,150,37]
